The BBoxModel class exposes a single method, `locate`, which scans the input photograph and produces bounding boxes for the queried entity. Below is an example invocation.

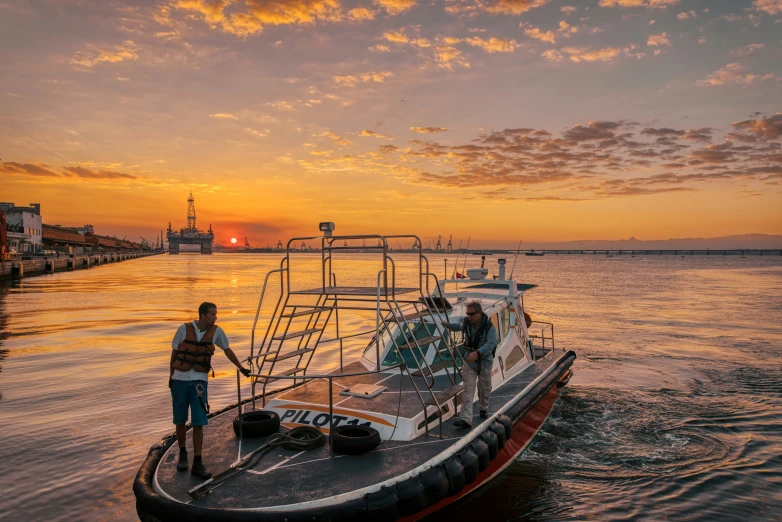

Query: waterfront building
[0,202,42,253]
[42,224,90,254]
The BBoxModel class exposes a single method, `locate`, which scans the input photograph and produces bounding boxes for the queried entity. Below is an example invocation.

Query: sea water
[0,253,780,521]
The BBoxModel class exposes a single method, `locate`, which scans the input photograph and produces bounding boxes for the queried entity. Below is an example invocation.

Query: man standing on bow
[442,301,497,429]
[170,302,251,479]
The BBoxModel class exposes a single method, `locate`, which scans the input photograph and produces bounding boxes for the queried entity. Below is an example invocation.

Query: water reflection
[0,286,7,402]
[0,255,780,521]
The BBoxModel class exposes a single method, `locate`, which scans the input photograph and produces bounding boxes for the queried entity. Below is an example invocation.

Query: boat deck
[154,356,556,510]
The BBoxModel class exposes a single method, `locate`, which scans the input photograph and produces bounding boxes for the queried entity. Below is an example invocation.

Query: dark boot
[191,458,212,480]
[176,450,188,472]
[480,410,488,419]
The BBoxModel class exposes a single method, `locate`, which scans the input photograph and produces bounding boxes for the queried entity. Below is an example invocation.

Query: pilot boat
[134,225,576,521]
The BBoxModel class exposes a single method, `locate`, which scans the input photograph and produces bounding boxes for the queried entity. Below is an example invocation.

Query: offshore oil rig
[166,192,214,254]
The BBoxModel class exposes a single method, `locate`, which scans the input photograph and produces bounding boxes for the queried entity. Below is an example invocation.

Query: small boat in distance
[134,224,575,521]
[606,247,616,258]
[525,247,545,256]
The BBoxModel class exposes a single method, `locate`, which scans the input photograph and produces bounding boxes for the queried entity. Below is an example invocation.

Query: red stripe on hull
[399,384,563,522]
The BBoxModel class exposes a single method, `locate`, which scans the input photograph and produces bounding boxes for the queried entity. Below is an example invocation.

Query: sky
[1,0,781,249]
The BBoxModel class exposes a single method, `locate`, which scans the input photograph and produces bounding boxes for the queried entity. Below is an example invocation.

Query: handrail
[249,267,287,364]
[375,269,386,370]
[249,362,403,381]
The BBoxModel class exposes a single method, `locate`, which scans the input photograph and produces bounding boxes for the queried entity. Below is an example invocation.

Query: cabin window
[500,308,517,339]
[379,321,444,368]
[504,345,525,371]
[490,314,500,338]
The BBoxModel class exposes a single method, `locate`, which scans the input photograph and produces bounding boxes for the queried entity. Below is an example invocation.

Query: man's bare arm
[224,348,250,376]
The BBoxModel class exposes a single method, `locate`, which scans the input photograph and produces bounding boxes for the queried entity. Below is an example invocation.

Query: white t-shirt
[171,321,229,381]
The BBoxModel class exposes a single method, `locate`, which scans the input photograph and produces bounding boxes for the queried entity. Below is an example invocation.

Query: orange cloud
[359,129,393,139]
[333,71,393,87]
[464,37,520,53]
[599,0,680,7]
[410,127,449,133]
[373,0,417,15]
[523,24,556,44]
[210,113,238,119]
[697,63,775,86]
[483,0,551,15]
[647,32,671,46]
[348,6,377,20]
[71,40,139,68]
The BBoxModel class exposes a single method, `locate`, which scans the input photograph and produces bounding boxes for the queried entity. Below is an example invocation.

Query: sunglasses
[466,311,479,316]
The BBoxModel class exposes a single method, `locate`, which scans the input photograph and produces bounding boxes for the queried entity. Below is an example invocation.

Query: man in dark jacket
[442,301,497,428]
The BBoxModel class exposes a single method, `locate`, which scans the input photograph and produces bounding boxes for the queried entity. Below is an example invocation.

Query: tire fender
[496,414,513,439]
[365,486,399,521]
[232,410,280,439]
[395,476,427,516]
[489,421,507,450]
[419,466,449,506]
[331,425,381,455]
[480,429,499,460]
[470,437,490,472]
[443,458,465,496]
[458,447,479,484]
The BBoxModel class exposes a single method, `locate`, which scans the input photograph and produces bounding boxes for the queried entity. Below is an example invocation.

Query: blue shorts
[171,379,209,426]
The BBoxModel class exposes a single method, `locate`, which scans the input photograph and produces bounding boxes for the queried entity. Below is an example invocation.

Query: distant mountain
[522,234,782,250]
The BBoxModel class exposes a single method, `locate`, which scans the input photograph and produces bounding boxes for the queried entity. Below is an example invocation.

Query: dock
[0,252,161,281]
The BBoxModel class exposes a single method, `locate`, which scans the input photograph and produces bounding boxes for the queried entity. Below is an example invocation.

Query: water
[0,253,780,521]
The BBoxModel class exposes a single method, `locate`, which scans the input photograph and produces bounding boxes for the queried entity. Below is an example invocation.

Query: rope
[188,426,325,499]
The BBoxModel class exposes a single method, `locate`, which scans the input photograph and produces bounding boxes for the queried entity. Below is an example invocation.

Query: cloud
[63,165,137,180]
[348,6,377,20]
[266,100,295,110]
[318,131,351,146]
[731,113,782,140]
[558,46,622,62]
[697,63,775,86]
[359,129,393,139]
[522,24,556,44]
[333,70,393,87]
[730,43,765,57]
[0,161,60,177]
[647,32,671,46]
[561,5,577,13]
[564,121,623,141]
[377,114,780,200]
[369,44,391,52]
[753,0,782,15]
[482,0,551,15]
[71,40,139,68]
[464,36,520,53]
[410,127,449,133]
[210,113,238,119]
[373,0,417,14]
[434,45,470,70]
[173,0,344,37]
[598,0,680,8]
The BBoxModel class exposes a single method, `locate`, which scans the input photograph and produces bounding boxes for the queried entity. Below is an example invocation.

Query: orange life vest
[173,322,216,374]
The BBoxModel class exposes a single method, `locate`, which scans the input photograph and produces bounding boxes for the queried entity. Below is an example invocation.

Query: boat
[525,248,544,256]
[134,224,576,522]
[606,247,616,258]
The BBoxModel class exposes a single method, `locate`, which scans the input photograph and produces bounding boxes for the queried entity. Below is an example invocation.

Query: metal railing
[528,320,556,353]
[237,363,404,458]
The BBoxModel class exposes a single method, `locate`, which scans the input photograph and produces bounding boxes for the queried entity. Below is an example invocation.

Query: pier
[0,251,161,281]
[513,249,782,256]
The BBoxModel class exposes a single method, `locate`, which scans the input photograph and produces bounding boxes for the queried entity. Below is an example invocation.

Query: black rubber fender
[470,437,490,472]
[419,466,449,506]
[365,486,399,521]
[481,429,499,460]
[496,414,513,440]
[395,476,427,516]
[331,425,381,455]
[489,421,507,450]
[458,447,479,484]
[232,410,280,438]
[443,457,465,496]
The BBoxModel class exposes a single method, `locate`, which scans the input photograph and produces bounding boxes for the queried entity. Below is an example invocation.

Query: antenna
[509,239,522,279]
[451,238,463,278]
